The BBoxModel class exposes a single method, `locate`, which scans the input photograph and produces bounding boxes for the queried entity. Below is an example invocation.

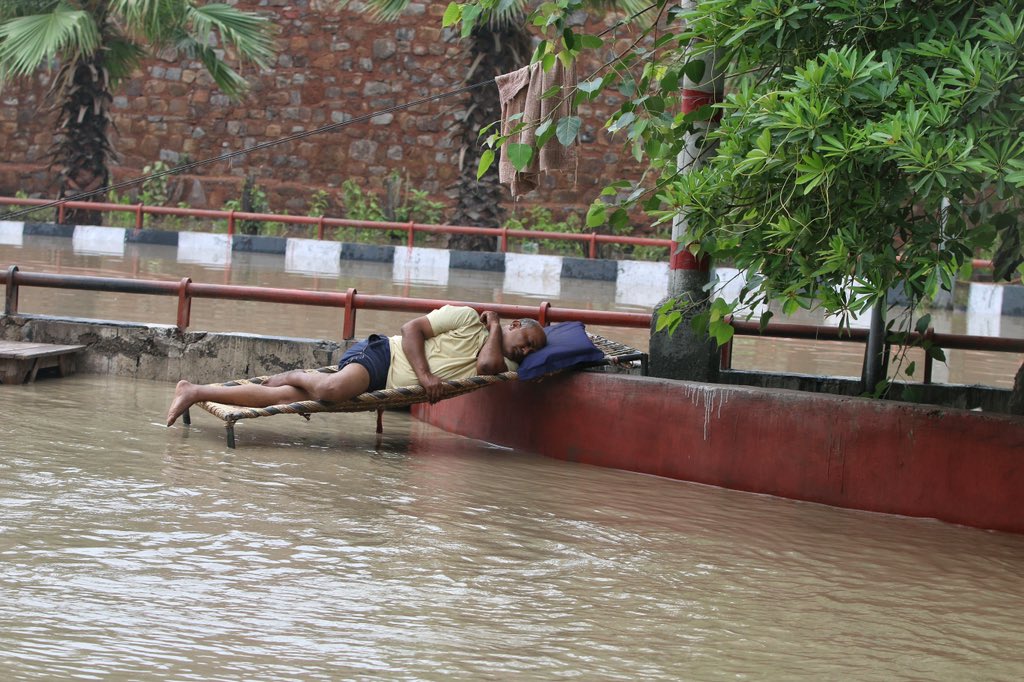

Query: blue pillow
[517,321,606,380]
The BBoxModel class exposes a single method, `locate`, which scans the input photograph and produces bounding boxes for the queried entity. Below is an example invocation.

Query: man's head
[501,319,547,362]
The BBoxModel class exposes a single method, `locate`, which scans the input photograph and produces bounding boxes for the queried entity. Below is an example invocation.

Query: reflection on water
[1,376,1022,680]
[1,236,1021,388]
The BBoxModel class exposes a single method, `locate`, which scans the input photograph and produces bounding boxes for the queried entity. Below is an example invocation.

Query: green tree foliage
[455,0,1024,328]
[0,0,275,225]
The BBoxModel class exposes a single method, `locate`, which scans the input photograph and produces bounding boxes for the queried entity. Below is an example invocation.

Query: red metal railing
[0,266,650,340]
[0,196,672,260]
[718,317,1024,384]
[2,266,1021,385]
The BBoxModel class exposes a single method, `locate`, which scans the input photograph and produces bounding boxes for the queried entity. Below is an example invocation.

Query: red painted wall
[413,373,1024,534]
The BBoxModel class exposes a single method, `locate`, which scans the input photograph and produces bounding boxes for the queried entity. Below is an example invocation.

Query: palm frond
[361,0,412,22]
[103,34,146,85]
[185,3,275,70]
[0,0,62,22]
[0,6,99,80]
[180,36,248,98]
[109,0,188,45]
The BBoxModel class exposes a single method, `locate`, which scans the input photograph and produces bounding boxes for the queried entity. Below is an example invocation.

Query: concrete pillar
[650,1,724,382]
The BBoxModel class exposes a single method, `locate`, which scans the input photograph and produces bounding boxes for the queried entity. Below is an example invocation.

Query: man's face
[501,322,547,362]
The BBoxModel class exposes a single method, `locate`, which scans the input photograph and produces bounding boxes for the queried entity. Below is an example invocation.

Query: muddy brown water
[1,238,1023,679]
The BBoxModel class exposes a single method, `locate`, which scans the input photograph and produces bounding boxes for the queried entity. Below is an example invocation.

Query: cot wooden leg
[376,407,384,434]
[226,422,236,449]
[183,408,191,426]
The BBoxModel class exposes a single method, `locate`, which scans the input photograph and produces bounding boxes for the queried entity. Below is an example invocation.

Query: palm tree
[0,0,275,226]
[354,1,645,251]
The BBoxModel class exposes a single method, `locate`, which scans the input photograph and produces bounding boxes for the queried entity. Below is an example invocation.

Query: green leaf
[477,149,495,180]
[442,3,461,27]
[579,34,603,49]
[609,208,630,232]
[608,111,636,134]
[682,59,707,84]
[460,5,480,37]
[507,143,533,171]
[710,319,735,346]
[586,201,607,228]
[555,116,581,146]
[577,77,603,94]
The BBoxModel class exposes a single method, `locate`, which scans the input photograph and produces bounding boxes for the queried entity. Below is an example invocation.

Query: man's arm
[476,310,507,375]
[400,315,445,403]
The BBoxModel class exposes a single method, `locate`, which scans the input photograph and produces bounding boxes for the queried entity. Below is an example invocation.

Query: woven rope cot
[182,333,646,447]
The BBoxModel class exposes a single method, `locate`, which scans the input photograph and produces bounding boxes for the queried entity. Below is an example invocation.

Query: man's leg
[167,364,371,426]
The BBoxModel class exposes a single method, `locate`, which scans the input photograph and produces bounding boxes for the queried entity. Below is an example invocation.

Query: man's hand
[420,373,445,403]
[480,310,501,330]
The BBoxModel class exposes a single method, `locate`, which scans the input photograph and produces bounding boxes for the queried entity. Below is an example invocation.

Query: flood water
[2,236,1024,679]
[2,375,1023,680]
[2,236,1022,388]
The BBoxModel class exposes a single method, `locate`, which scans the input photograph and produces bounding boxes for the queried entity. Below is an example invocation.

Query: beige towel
[495,60,577,198]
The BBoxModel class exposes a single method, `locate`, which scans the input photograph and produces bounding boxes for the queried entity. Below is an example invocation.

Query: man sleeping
[166,305,547,426]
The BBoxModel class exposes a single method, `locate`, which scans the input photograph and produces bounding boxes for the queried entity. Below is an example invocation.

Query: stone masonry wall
[0,1,645,226]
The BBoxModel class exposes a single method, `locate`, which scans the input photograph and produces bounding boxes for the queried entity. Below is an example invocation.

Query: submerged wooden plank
[0,341,86,360]
[0,341,85,384]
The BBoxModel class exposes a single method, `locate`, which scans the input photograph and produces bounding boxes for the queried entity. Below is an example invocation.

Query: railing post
[4,265,18,315]
[343,287,357,340]
[227,210,236,237]
[176,277,192,332]
[923,327,935,384]
[589,233,597,259]
[407,221,415,249]
[58,202,65,224]
[317,216,325,240]
[135,203,144,230]
[500,226,508,253]
[538,301,551,327]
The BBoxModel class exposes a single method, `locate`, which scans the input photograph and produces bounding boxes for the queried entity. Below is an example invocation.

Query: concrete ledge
[127,229,179,246]
[24,222,75,238]
[341,242,396,263]
[233,234,287,254]
[414,372,1024,534]
[562,257,617,281]
[449,250,505,272]
[0,314,343,384]
[721,369,1012,413]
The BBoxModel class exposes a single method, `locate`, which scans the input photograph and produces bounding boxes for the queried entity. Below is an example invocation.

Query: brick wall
[0,1,646,226]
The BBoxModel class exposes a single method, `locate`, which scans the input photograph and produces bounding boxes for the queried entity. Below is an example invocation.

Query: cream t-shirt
[386,305,517,388]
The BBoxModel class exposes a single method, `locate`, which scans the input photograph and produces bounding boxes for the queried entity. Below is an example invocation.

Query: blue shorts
[338,334,391,391]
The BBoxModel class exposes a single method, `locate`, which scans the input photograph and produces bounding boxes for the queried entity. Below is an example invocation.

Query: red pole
[176,277,192,332]
[317,216,325,240]
[135,203,144,230]
[343,287,357,339]
[4,265,18,315]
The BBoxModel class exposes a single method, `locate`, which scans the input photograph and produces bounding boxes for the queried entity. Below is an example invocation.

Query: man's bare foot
[166,380,197,426]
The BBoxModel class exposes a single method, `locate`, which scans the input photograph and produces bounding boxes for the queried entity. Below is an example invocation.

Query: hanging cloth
[495,59,578,198]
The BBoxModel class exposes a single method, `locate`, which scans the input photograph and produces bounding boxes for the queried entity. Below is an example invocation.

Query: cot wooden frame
[182,333,647,448]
